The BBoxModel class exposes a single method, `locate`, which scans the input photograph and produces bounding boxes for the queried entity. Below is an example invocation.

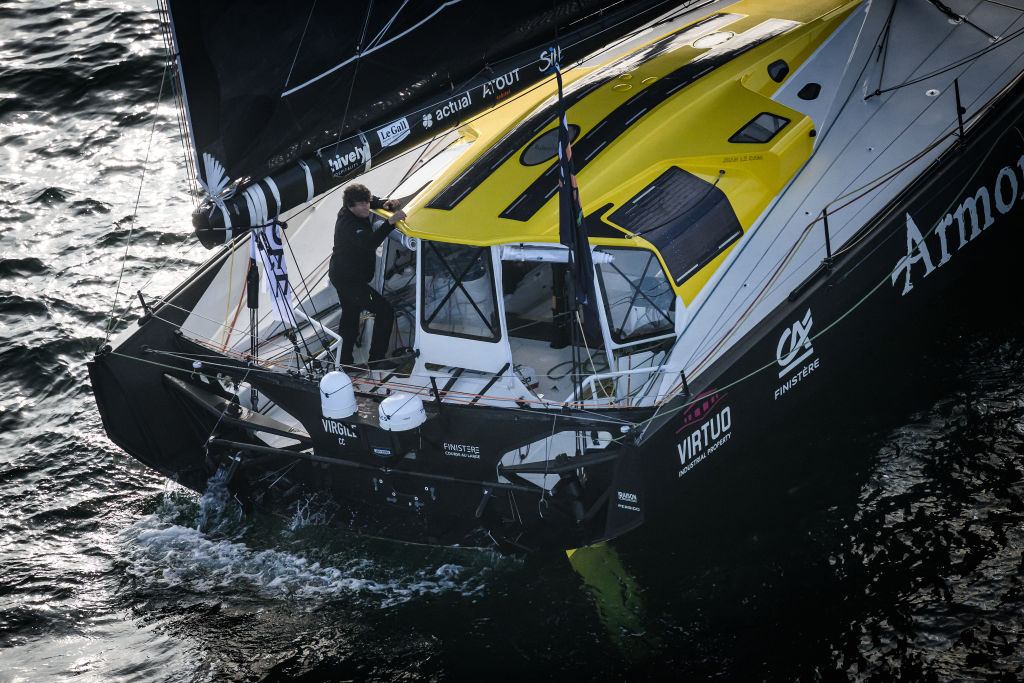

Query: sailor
[330,183,407,368]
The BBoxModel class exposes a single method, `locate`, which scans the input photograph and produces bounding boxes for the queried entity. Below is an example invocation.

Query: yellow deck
[400,0,861,302]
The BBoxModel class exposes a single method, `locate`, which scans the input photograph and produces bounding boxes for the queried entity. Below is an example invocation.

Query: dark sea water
[2,1,1023,681]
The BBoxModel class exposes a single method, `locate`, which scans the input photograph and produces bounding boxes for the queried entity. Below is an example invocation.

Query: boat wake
[118,472,503,608]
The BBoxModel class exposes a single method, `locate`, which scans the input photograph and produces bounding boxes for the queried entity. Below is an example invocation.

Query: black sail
[161,0,676,245]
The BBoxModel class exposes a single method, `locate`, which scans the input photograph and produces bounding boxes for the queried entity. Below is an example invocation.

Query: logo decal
[377,117,411,147]
[434,91,473,123]
[322,418,358,446]
[774,309,821,400]
[539,45,561,73]
[481,68,520,100]
[443,441,481,459]
[616,490,640,512]
[776,308,813,377]
[325,144,370,177]
[422,112,433,129]
[892,155,1022,295]
[674,390,725,433]
[676,405,732,478]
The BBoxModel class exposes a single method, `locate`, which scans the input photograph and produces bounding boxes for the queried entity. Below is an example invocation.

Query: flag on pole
[250,221,297,327]
[552,53,595,306]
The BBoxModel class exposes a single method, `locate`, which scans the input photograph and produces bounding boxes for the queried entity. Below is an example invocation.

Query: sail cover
[164,0,675,193]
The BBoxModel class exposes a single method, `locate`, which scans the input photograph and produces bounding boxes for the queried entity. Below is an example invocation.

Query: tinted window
[421,242,500,342]
[595,246,675,344]
[520,125,580,166]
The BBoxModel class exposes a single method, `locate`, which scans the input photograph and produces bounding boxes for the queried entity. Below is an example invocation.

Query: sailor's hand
[387,208,407,224]
[382,198,402,211]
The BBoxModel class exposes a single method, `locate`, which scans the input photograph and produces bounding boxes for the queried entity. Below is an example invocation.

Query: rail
[573,366,664,407]
[293,307,341,367]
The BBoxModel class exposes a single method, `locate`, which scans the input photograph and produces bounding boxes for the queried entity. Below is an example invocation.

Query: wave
[0,256,49,278]
[118,480,503,609]
[0,4,164,119]
[120,518,490,607]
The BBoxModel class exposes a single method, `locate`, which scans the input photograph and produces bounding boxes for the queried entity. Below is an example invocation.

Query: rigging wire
[873,2,897,99]
[927,0,999,41]
[866,23,1024,99]
[281,0,462,98]
[219,232,237,349]
[331,0,376,152]
[365,0,409,51]
[102,61,168,347]
[279,227,329,334]
[284,0,318,90]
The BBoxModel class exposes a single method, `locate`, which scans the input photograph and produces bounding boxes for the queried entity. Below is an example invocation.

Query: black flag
[552,51,596,306]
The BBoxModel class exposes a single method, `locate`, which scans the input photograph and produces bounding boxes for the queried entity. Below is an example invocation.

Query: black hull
[90,76,1024,553]
[634,76,1024,522]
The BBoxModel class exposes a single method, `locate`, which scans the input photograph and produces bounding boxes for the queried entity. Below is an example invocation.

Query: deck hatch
[728,112,790,143]
[608,166,742,285]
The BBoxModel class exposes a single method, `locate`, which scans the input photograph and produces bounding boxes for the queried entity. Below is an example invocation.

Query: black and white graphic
[251,222,295,327]
[376,117,411,147]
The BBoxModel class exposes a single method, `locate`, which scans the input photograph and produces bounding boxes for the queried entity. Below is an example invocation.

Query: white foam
[117,467,510,606]
[120,515,498,607]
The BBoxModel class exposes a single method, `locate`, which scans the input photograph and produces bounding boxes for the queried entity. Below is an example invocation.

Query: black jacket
[329,197,397,285]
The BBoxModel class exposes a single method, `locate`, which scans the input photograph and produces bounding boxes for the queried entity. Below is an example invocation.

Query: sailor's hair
[343,183,372,207]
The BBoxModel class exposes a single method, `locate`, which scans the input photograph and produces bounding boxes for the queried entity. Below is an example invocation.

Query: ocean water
[1,1,1023,680]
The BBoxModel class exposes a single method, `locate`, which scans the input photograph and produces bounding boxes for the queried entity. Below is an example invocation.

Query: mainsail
[161,0,678,245]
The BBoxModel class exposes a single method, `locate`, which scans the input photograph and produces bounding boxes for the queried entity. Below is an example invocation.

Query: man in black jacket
[330,183,406,368]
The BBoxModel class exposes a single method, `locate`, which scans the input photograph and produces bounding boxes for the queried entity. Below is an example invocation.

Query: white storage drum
[320,371,357,419]
[379,393,426,431]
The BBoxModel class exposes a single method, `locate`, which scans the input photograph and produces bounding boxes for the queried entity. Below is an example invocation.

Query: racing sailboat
[90,0,1024,552]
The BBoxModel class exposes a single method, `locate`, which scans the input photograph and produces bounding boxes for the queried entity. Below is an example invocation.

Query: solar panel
[608,166,742,285]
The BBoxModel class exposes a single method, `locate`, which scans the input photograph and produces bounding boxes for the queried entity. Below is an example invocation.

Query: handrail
[293,307,341,367]
[572,366,663,406]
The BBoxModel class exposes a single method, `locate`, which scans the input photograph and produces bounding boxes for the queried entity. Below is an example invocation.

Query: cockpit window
[594,246,675,344]
[421,242,500,341]
[728,112,789,143]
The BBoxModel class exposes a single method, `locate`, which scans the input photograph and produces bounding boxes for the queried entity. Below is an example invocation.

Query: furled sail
[161,0,676,246]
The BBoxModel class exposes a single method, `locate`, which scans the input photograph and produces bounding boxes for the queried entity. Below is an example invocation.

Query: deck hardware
[821,207,834,271]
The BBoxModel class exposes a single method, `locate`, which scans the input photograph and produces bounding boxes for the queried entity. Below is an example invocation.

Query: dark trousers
[332,280,394,364]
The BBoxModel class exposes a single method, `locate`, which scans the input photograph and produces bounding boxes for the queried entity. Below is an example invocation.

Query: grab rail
[293,307,342,367]
[572,367,663,406]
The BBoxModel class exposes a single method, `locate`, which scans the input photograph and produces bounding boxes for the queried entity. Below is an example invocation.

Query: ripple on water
[830,339,1024,679]
[0,256,48,278]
